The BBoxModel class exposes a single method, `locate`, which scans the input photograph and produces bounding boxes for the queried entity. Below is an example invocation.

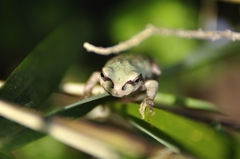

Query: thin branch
[83,24,240,55]
[83,26,153,55]
[148,25,240,41]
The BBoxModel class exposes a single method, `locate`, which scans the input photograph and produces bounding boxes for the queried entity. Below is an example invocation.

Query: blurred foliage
[109,0,198,65]
[0,0,240,159]
[114,103,231,159]
[12,136,90,159]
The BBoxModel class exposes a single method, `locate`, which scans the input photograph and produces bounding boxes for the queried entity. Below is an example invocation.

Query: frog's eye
[133,74,143,85]
[100,72,105,78]
[124,74,143,88]
[134,78,140,83]
[101,71,114,88]
[100,71,109,81]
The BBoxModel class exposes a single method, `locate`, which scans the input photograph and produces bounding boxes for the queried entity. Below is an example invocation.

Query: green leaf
[114,103,231,159]
[232,133,240,159]
[46,93,110,118]
[0,16,90,143]
[0,149,15,159]
[0,97,157,159]
[154,92,218,111]
[3,93,112,150]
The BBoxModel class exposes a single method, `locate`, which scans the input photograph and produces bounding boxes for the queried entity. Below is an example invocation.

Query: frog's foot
[139,97,155,119]
[81,93,90,100]
[81,89,93,99]
[82,71,100,99]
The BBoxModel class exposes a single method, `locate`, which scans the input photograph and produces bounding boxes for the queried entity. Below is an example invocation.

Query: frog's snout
[113,91,124,97]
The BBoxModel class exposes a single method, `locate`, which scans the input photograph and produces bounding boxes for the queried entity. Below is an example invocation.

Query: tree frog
[84,54,161,119]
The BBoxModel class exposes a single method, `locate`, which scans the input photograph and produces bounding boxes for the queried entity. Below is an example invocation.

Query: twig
[83,24,240,55]
[83,26,153,55]
[148,25,240,41]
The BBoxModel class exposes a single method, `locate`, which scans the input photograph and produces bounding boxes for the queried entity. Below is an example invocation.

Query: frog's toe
[139,102,147,119]
[139,97,155,119]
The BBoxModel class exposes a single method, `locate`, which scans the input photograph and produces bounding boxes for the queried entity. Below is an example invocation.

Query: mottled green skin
[100,54,155,97]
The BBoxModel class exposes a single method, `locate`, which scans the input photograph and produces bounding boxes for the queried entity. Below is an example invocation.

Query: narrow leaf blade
[0,17,90,140]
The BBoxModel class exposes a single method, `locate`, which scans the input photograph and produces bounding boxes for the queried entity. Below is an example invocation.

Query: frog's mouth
[112,92,127,98]
[103,87,131,98]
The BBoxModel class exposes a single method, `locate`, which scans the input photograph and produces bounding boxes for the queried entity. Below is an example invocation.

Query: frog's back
[105,54,154,79]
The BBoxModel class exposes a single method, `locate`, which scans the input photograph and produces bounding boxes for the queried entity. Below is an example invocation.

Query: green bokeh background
[1,0,240,159]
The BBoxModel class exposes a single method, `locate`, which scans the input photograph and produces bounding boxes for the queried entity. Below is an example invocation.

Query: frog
[84,54,161,119]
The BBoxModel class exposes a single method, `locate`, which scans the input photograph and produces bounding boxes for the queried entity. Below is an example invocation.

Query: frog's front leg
[83,71,100,98]
[139,80,158,119]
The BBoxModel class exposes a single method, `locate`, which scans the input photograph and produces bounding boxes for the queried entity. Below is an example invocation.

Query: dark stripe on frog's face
[122,74,143,90]
[100,71,114,89]
[100,72,143,97]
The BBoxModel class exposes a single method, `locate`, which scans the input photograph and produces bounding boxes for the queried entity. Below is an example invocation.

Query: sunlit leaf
[114,103,231,159]
[3,93,112,149]
[0,99,155,159]
[154,92,218,111]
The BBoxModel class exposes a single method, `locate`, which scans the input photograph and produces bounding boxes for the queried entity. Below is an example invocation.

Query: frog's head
[100,67,143,97]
